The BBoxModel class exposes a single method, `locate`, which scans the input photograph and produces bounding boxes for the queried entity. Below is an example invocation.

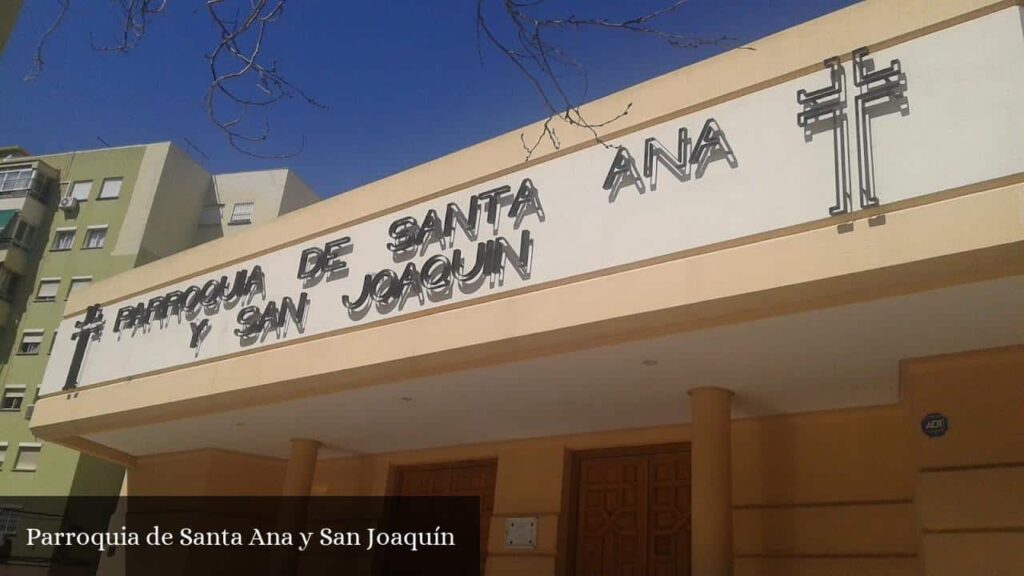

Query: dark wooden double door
[393,460,496,575]
[572,445,691,576]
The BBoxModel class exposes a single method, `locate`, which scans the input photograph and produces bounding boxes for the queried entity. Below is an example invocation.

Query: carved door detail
[574,447,691,576]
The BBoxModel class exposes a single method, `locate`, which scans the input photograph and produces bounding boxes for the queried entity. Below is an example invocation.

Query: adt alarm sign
[921,413,949,438]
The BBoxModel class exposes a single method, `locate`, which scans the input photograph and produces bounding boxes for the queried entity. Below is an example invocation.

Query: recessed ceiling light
[400,397,413,402]
[642,359,659,366]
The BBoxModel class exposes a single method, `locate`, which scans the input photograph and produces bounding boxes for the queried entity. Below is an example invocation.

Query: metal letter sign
[602,118,736,202]
[798,47,907,215]
[64,304,105,390]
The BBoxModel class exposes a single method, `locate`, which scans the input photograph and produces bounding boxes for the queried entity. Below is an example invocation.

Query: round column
[689,387,734,576]
[274,439,321,575]
[282,438,320,496]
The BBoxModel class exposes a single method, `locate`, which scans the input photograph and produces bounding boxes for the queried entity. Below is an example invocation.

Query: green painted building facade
[0,1,21,55]
[0,143,318,500]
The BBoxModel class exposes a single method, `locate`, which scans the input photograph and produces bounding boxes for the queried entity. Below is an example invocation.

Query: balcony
[0,262,17,326]
[0,210,32,276]
[0,167,48,203]
[0,240,29,276]
[0,295,10,326]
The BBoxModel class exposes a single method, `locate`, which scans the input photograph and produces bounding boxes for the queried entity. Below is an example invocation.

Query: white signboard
[40,8,1024,395]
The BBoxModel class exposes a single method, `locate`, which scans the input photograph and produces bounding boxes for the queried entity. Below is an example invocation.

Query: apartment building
[0,1,20,55]
[0,142,318,500]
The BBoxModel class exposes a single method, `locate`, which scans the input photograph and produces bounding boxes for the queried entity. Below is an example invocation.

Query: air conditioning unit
[59,196,79,213]
[23,405,34,420]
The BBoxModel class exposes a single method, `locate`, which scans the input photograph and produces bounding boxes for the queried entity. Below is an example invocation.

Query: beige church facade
[29,1,1024,575]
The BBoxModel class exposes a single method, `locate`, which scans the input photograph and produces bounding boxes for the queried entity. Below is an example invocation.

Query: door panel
[573,447,691,576]
[395,461,496,574]
[577,455,648,576]
[647,452,691,576]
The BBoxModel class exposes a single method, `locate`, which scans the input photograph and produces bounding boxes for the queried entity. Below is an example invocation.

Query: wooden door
[394,460,496,574]
[572,446,691,576]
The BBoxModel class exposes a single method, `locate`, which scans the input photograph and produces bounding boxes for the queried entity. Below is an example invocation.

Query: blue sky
[0,1,857,198]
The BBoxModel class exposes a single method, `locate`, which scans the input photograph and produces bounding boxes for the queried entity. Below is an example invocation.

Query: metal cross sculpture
[851,46,905,212]
[798,47,906,216]
[63,304,105,391]
[798,56,849,216]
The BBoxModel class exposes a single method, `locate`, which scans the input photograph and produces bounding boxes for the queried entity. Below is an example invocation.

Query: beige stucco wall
[123,346,1024,576]
[29,178,1024,440]
[31,0,1022,435]
[101,146,318,253]
[110,143,174,259]
[134,144,211,265]
[213,169,290,225]
[193,169,320,246]
[904,346,1024,576]
[279,170,319,215]
[126,400,918,575]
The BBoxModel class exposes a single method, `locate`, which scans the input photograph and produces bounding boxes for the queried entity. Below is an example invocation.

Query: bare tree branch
[27,0,727,160]
[202,0,327,158]
[28,0,326,158]
[476,0,729,160]
[90,0,168,52]
[25,0,70,81]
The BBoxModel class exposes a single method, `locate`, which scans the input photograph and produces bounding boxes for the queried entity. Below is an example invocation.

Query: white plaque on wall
[504,517,538,549]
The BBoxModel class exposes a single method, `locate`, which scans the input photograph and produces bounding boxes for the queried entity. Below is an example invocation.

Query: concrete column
[274,439,320,576]
[689,387,734,576]
[282,438,320,496]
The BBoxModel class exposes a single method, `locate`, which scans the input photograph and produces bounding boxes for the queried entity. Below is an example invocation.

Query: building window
[82,227,107,250]
[229,202,254,225]
[0,506,18,535]
[200,204,223,226]
[97,178,123,200]
[13,220,35,248]
[69,181,92,201]
[52,228,75,251]
[17,330,43,355]
[67,277,92,299]
[0,169,34,193]
[13,444,41,472]
[35,278,60,302]
[1,386,25,411]
[0,444,7,470]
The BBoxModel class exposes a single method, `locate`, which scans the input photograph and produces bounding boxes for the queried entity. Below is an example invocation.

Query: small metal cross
[63,304,105,391]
